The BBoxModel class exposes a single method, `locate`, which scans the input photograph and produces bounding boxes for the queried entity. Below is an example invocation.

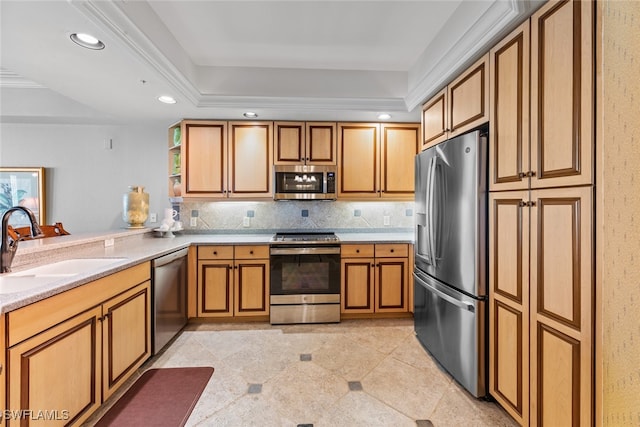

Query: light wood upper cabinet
[421,54,489,150]
[174,120,273,199]
[338,123,379,199]
[182,120,228,198]
[421,88,448,149]
[489,20,531,192]
[306,122,337,165]
[530,0,593,189]
[274,121,336,165]
[380,123,420,198]
[338,122,418,200]
[228,121,273,198]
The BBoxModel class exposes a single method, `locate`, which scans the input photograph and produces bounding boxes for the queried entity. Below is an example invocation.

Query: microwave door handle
[427,156,437,266]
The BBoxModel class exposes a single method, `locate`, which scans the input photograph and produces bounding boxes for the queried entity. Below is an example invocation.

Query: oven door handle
[270,247,341,255]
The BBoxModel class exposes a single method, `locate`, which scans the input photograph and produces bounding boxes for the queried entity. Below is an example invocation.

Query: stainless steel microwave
[274,165,337,200]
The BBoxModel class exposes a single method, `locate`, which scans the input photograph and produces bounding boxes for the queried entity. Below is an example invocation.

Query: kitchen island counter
[1,229,413,313]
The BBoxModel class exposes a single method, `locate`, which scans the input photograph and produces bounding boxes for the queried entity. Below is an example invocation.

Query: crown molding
[0,68,44,89]
[197,94,408,112]
[70,0,541,116]
[404,0,527,111]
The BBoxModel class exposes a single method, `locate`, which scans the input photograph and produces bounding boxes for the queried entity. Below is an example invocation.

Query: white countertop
[0,229,413,313]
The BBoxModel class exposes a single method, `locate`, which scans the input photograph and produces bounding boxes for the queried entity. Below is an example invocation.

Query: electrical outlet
[383,215,390,226]
[149,213,157,223]
[243,217,250,227]
[104,238,114,247]
[190,217,197,227]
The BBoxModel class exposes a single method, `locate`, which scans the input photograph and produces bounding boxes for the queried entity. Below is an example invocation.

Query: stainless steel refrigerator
[413,128,488,398]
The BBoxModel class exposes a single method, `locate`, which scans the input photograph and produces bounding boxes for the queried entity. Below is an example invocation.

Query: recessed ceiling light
[158,95,177,104]
[70,33,105,50]
[243,112,258,118]
[377,113,392,120]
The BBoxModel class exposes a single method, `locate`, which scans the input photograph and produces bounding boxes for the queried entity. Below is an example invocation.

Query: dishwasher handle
[153,248,189,267]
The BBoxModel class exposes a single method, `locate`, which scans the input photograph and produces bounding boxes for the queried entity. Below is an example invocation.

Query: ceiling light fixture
[243,112,258,118]
[377,113,392,120]
[158,95,177,104]
[70,33,105,50]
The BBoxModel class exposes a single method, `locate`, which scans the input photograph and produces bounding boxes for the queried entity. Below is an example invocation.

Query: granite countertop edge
[1,228,414,314]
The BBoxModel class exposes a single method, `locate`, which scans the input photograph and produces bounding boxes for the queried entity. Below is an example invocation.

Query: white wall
[0,122,168,233]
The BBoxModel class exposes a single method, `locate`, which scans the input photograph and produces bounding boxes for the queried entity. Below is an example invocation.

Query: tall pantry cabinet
[488,1,594,426]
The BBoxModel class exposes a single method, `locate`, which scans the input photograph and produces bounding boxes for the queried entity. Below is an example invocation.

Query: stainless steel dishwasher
[151,248,188,355]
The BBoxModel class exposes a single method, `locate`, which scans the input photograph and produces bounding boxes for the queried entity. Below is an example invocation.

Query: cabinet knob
[390,249,394,253]
[518,172,527,178]
[356,249,360,253]
[527,171,537,178]
[249,250,254,254]
[371,264,375,267]
[213,251,217,255]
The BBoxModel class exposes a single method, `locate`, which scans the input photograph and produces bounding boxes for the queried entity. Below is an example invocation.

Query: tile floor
[84,319,517,427]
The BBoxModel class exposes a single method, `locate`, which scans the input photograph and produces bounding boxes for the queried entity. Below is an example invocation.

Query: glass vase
[123,185,149,228]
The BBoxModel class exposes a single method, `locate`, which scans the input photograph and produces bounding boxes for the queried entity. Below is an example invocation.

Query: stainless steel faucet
[1,206,44,273]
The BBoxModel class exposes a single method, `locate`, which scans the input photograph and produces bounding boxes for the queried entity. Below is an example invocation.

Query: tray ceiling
[0,0,543,124]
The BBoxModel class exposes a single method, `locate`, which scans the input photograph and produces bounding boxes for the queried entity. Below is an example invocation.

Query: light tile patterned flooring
[85,319,517,427]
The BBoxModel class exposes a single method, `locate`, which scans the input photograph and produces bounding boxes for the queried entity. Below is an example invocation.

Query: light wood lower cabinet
[6,263,151,427]
[489,186,593,426]
[341,244,409,315]
[197,245,269,318]
[102,282,151,400]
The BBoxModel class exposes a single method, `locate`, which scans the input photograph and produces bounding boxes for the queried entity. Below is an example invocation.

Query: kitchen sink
[0,258,127,294]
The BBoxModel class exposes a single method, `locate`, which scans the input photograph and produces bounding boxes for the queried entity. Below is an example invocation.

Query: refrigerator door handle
[427,157,437,266]
[413,272,475,312]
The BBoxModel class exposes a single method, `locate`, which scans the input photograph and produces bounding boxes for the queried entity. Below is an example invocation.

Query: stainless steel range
[269,232,341,324]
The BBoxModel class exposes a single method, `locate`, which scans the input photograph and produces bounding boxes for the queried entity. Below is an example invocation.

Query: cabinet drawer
[235,245,269,259]
[341,244,374,258]
[198,245,233,260]
[375,244,409,258]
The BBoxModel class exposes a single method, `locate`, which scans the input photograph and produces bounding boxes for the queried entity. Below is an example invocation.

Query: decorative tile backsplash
[180,200,414,232]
